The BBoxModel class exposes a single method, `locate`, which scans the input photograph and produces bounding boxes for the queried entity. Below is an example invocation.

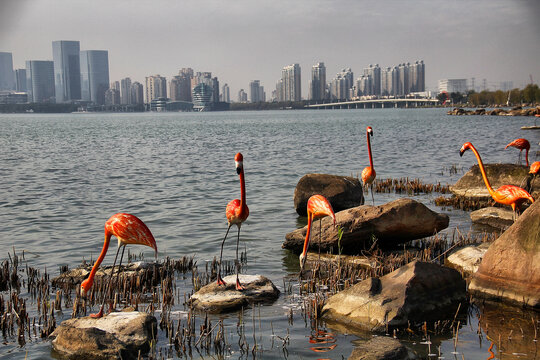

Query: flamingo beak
[236,161,242,174]
[459,148,465,157]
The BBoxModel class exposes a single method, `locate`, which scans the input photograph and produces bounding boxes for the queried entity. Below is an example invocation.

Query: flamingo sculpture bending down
[505,138,530,167]
[361,126,376,205]
[299,195,336,271]
[217,152,249,291]
[81,213,157,318]
[460,142,534,220]
[530,161,540,176]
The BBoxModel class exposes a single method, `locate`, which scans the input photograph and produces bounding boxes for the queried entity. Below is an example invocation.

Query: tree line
[437,84,540,107]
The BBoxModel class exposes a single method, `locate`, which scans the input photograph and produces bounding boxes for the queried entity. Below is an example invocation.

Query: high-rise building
[80,50,109,105]
[238,89,247,103]
[120,78,132,104]
[362,64,381,95]
[438,79,467,94]
[131,82,144,104]
[411,60,425,92]
[192,83,213,111]
[15,69,27,92]
[309,62,326,101]
[52,40,81,102]
[221,83,230,103]
[25,60,55,103]
[259,86,266,102]
[330,68,353,100]
[0,52,15,90]
[280,64,301,101]
[104,88,120,105]
[145,75,167,103]
[249,80,261,103]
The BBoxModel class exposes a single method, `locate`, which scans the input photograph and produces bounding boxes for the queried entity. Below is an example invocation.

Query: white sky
[1,0,539,97]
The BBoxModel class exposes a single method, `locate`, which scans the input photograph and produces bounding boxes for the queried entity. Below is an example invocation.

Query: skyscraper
[280,63,301,101]
[145,75,167,103]
[52,40,81,102]
[120,78,132,105]
[330,68,353,100]
[249,80,261,103]
[25,60,55,103]
[80,50,109,105]
[363,64,381,95]
[15,69,27,92]
[221,83,230,103]
[131,82,144,104]
[0,52,15,90]
[309,62,326,101]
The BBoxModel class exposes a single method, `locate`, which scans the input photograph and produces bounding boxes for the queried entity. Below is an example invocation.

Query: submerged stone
[190,274,280,313]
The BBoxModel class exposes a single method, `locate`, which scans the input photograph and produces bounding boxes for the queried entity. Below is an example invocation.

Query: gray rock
[190,274,280,313]
[322,261,466,333]
[283,198,449,254]
[50,311,157,360]
[469,200,540,308]
[294,173,364,216]
[470,207,513,230]
[450,163,538,200]
[348,336,415,360]
[445,243,490,277]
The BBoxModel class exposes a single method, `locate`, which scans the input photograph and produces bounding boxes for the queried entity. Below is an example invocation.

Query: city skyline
[1,0,539,97]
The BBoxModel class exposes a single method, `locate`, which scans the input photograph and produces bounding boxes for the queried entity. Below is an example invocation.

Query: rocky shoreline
[447,106,540,116]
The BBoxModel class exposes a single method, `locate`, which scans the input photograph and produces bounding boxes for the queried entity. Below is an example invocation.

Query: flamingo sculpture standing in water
[361,126,376,205]
[505,138,530,167]
[299,195,336,271]
[460,142,534,220]
[81,213,157,318]
[217,152,249,290]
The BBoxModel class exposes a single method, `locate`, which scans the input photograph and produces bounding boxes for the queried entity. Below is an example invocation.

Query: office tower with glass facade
[249,80,261,103]
[120,78,132,104]
[15,69,27,92]
[0,52,15,90]
[131,82,144,104]
[80,50,109,105]
[52,40,81,102]
[221,83,230,103]
[25,60,55,103]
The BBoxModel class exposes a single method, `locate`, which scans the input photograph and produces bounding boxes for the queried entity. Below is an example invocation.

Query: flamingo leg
[318,218,322,262]
[217,224,232,286]
[109,245,126,312]
[370,183,375,205]
[235,225,245,291]
[91,244,123,318]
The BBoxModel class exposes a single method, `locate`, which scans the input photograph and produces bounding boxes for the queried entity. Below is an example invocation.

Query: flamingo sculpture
[217,152,249,291]
[299,195,336,271]
[460,142,534,220]
[81,213,157,318]
[361,126,376,205]
[505,138,530,167]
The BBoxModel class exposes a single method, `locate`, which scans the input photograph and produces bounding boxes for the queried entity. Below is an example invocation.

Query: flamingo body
[217,152,249,290]
[81,213,157,318]
[505,138,530,166]
[460,142,534,216]
[530,161,540,175]
[361,126,376,204]
[299,195,336,271]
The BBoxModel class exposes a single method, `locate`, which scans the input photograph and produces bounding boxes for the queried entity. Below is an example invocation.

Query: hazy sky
[1,0,539,97]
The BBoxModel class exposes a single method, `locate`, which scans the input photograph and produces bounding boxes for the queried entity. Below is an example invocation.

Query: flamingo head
[367,126,373,137]
[235,152,244,174]
[80,277,92,298]
[459,142,473,157]
[299,252,307,272]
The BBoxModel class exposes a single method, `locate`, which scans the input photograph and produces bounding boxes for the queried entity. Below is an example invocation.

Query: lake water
[0,109,538,359]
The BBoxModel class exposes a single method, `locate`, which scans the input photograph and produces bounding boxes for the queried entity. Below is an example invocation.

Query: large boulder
[283,198,449,254]
[469,200,540,308]
[348,336,414,360]
[189,274,280,313]
[470,207,513,230]
[450,163,539,200]
[50,311,157,360]
[322,261,466,333]
[445,242,490,277]
[294,174,364,216]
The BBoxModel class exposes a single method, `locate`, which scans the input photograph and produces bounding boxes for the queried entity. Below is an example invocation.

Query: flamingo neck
[86,233,112,288]
[302,212,313,258]
[239,170,247,208]
[469,145,495,197]
[367,132,374,168]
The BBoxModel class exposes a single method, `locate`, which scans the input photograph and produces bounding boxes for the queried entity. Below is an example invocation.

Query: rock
[50,311,157,360]
[322,261,466,333]
[469,200,540,308]
[348,336,414,360]
[294,174,364,216]
[189,274,280,313]
[283,198,449,254]
[445,242,490,277]
[450,163,538,200]
[470,207,513,230]
[472,108,486,115]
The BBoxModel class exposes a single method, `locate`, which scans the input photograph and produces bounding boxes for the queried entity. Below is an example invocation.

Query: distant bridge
[305,98,440,109]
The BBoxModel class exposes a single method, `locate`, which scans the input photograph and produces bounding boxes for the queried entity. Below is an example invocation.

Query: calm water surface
[0,109,538,359]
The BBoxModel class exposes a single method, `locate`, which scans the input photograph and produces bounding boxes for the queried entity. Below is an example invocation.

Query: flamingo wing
[307,195,336,222]
[106,213,157,251]
[361,166,376,186]
[494,185,534,206]
[505,138,530,150]
[530,161,540,175]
